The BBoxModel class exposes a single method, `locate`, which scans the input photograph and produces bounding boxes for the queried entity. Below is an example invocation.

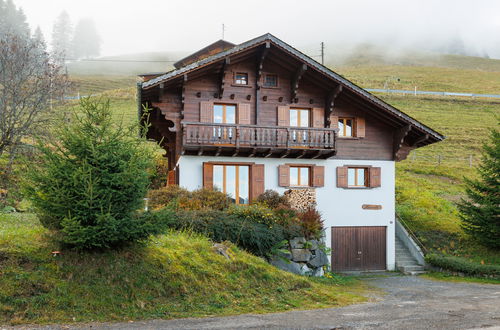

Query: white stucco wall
[177,155,396,271]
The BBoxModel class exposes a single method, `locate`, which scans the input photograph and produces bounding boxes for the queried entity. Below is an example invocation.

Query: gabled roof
[173,39,235,69]
[142,33,444,142]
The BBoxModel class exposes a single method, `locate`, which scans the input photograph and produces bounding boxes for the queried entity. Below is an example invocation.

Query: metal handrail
[396,213,428,255]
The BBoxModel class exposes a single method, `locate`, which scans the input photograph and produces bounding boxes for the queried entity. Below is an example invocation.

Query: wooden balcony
[181,122,337,159]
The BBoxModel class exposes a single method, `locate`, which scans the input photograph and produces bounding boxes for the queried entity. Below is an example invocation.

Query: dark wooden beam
[264,148,273,158]
[249,148,257,157]
[325,85,343,126]
[296,149,307,159]
[394,125,412,161]
[280,149,291,158]
[218,57,230,98]
[291,63,307,102]
[411,133,429,147]
[215,147,222,156]
[312,150,323,159]
[255,43,270,125]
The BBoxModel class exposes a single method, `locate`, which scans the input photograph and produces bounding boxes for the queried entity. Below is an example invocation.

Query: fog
[13,0,500,59]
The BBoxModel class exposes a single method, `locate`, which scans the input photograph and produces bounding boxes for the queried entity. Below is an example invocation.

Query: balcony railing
[182,122,336,152]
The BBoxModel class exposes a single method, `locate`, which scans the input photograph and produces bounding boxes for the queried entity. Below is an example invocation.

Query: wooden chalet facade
[138,34,443,272]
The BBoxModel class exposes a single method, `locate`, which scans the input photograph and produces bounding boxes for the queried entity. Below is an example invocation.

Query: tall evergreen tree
[457,127,500,249]
[0,0,30,37]
[51,10,73,60]
[72,18,101,59]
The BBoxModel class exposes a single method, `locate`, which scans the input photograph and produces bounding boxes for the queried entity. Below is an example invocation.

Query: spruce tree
[24,98,156,249]
[457,127,500,249]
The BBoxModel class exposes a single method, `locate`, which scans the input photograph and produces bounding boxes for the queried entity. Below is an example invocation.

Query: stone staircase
[395,237,426,275]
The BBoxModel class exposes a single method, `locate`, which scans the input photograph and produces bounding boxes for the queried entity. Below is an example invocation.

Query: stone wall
[270,237,328,276]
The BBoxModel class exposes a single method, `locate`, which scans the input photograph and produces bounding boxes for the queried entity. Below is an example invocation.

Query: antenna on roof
[222,23,226,40]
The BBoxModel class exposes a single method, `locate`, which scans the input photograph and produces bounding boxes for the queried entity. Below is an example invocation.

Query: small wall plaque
[362,204,382,210]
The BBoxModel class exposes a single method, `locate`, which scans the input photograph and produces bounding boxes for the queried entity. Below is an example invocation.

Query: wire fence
[365,88,500,99]
[406,152,478,167]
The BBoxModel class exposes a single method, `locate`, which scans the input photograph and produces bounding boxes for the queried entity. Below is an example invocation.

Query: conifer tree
[457,127,500,249]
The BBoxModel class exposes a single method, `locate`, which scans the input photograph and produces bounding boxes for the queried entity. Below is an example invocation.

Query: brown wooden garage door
[331,226,386,271]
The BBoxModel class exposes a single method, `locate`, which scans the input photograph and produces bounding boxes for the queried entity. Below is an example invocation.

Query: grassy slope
[0,213,368,325]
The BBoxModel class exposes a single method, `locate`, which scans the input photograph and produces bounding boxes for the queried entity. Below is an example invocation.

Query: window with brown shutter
[336,165,382,189]
[251,164,265,200]
[369,167,381,188]
[278,165,290,187]
[200,101,213,123]
[277,106,290,126]
[312,165,325,187]
[238,103,251,125]
[312,108,324,128]
[336,166,348,188]
[355,117,365,138]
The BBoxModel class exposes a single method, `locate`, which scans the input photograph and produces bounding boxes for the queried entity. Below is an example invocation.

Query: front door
[331,226,386,271]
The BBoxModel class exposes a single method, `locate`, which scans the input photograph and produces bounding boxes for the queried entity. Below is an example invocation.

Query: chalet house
[137,34,444,272]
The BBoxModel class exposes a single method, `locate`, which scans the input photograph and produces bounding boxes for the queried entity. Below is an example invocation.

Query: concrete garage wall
[177,155,396,271]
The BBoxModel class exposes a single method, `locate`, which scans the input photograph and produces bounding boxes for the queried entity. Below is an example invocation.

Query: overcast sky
[13,0,500,59]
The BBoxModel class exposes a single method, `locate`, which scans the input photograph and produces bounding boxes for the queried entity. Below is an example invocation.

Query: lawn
[0,213,369,325]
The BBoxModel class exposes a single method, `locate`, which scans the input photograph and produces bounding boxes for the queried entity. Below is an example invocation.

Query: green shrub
[425,253,500,278]
[153,208,285,257]
[255,190,291,209]
[188,188,232,211]
[149,156,169,189]
[228,204,279,228]
[23,98,156,249]
[147,185,190,210]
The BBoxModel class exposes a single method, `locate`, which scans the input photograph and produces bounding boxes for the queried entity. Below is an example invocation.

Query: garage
[331,226,387,271]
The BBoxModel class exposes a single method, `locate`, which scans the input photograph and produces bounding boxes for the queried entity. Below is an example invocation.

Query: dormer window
[263,74,278,87]
[338,118,354,137]
[234,73,248,85]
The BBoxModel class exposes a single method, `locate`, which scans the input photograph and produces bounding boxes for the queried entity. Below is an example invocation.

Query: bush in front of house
[254,189,291,209]
[153,208,285,257]
[147,186,232,211]
[297,208,324,240]
[24,98,156,249]
[425,253,500,278]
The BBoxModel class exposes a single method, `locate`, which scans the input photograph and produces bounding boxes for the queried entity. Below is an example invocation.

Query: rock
[312,267,324,277]
[307,249,329,268]
[212,243,231,259]
[270,257,302,275]
[291,249,312,262]
[290,237,306,249]
[308,240,319,250]
[299,263,312,275]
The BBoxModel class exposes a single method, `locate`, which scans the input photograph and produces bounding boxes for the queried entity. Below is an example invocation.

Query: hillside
[0,213,367,325]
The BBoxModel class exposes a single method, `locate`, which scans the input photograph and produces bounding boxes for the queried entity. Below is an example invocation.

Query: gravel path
[7,275,500,330]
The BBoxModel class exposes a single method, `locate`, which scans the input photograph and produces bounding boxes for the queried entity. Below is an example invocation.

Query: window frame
[338,117,355,138]
[234,72,249,86]
[347,166,369,188]
[213,103,237,124]
[263,73,279,88]
[289,108,311,128]
[289,165,312,187]
[212,162,252,205]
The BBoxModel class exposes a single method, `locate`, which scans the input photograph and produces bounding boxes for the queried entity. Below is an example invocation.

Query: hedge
[425,253,500,278]
[150,208,287,257]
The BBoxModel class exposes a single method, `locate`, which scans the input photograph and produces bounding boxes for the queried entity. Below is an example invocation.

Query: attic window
[235,73,248,85]
[263,74,278,87]
[338,118,354,137]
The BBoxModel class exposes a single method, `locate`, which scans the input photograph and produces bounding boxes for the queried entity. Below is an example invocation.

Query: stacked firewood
[284,188,316,211]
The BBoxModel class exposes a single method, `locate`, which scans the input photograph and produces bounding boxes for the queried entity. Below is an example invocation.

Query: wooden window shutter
[330,115,339,130]
[278,165,290,187]
[277,106,290,126]
[369,167,381,188]
[202,162,214,189]
[312,108,325,128]
[312,165,325,187]
[356,117,365,138]
[336,166,348,188]
[251,164,265,200]
[200,101,213,123]
[238,103,251,125]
